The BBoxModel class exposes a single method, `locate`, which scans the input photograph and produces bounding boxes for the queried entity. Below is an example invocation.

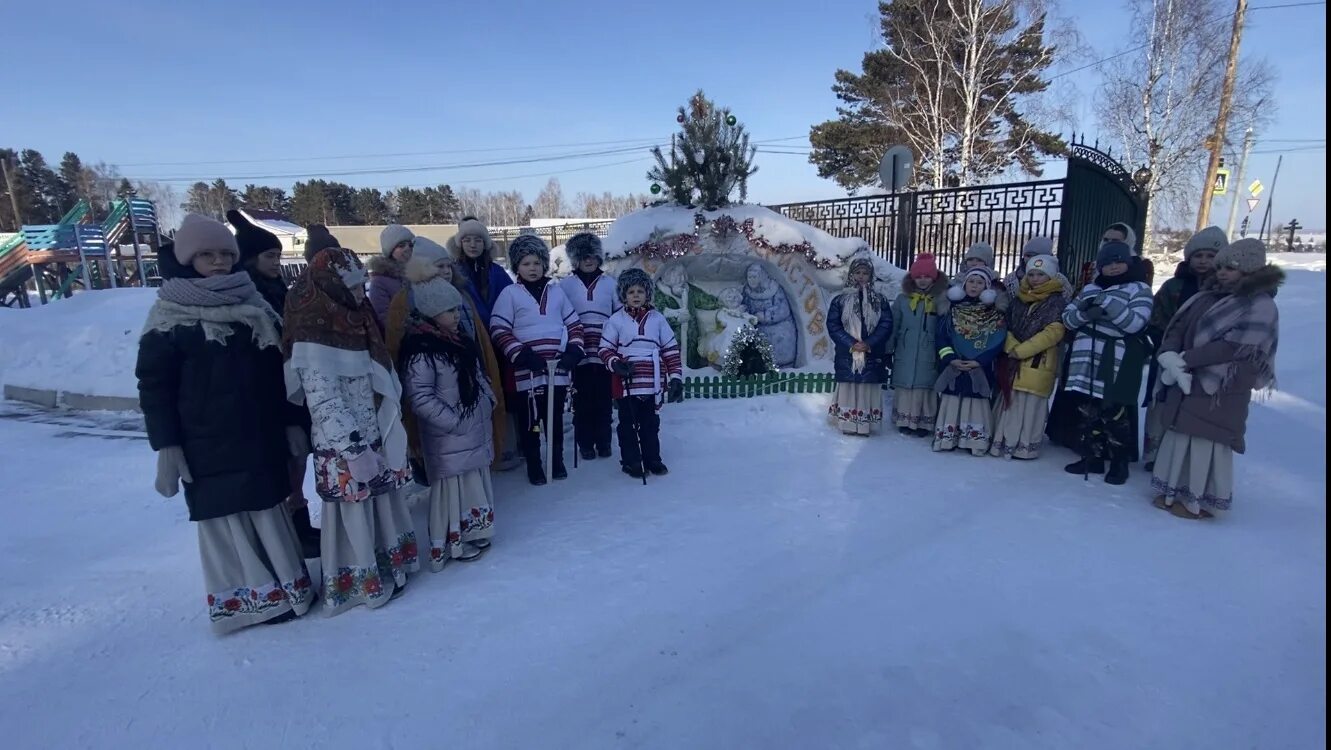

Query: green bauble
[650,183,662,195]
[725,114,737,126]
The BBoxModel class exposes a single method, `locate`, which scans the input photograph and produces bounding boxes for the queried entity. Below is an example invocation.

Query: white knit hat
[1185,226,1228,260]
[1025,254,1059,275]
[412,236,450,265]
[379,224,415,257]
[964,242,995,267]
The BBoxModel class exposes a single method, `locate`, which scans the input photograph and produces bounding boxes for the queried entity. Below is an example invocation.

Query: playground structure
[0,198,160,307]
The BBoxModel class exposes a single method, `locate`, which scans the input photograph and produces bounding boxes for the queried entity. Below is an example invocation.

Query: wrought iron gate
[769,137,1148,279]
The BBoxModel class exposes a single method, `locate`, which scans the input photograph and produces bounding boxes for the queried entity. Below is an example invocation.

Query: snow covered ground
[0,258,1324,749]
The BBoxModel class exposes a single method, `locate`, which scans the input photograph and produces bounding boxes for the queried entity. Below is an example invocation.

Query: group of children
[136,215,683,635]
[828,223,1283,522]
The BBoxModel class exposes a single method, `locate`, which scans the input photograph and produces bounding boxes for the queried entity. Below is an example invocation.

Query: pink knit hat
[908,253,939,278]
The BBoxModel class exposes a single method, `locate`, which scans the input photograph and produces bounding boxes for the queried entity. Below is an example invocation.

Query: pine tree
[646,90,757,210]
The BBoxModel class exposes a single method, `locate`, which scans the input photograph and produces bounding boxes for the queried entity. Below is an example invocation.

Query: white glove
[154,446,193,498]
[286,426,311,457]
[346,448,385,484]
[1157,351,1192,395]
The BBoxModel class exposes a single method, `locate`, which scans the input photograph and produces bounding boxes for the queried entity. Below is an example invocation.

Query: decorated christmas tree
[647,91,758,210]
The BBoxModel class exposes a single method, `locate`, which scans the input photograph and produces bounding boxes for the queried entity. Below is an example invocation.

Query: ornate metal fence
[768,139,1146,280]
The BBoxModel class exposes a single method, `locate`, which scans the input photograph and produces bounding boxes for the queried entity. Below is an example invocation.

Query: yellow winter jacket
[1004,322,1065,397]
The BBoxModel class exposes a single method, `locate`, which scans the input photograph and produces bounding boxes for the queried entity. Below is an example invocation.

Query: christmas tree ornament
[725,114,737,126]
[650,183,662,195]
[676,113,686,124]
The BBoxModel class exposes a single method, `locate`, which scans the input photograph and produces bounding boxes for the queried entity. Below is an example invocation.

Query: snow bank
[0,288,153,401]
[605,204,874,266]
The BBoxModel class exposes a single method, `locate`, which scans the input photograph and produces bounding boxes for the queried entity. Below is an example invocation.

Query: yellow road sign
[1248,179,1264,197]
[1212,168,1230,196]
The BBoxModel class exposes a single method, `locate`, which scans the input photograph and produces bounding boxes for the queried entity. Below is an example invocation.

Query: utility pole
[1196,0,1249,230]
[0,156,22,230]
[1226,127,1255,238]
[1285,219,1302,251]
[1258,155,1282,242]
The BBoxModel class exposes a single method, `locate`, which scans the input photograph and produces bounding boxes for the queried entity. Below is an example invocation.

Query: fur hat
[1103,222,1138,254]
[303,225,341,262]
[1096,241,1132,270]
[1185,226,1228,260]
[616,267,654,304]
[225,209,281,263]
[379,224,415,257]
[412,236,450,265]
[1215,237,1267,274]
[964,242,995,267]
[448,218,496,260]
[947,267,997,304]
[1021,236,1054,259]
[909,253,939,278]
[507,234,550,273]
[173,213,239,266]
[565,233,604,265]
[1025,254,1059,276]
[404,257,465,318]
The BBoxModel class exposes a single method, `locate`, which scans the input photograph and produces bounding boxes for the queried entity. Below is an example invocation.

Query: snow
[0,258,1324,749]
[604,204,874,266]
[0,288,154,399]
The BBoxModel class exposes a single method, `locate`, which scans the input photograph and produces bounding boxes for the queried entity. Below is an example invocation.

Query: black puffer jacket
[137,244,299,521]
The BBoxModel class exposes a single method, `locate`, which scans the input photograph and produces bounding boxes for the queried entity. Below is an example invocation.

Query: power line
[363,156,655,190]
[1047,0,1326,82]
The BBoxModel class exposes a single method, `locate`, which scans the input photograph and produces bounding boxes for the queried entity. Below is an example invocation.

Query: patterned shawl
[143,271,282,350]
[1179,267,1282,395]
[837,273,884,373]
[1011,277,1067,341]
[282,248,391,372]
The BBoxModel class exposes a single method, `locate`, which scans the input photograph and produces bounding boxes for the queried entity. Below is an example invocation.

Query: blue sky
[6,0,1326,229]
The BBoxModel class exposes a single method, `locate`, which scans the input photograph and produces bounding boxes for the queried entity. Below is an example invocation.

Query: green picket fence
[682,372,836,400]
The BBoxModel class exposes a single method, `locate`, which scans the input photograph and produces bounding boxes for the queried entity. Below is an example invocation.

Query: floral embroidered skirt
[829,382,884,435]
[989,391,1051,460]
[428,468,496,571]
[320,491,419,615]
[197,506,314,635]
[891,387,937,430]
[933,394,993,455]
[1151,430,1234,514]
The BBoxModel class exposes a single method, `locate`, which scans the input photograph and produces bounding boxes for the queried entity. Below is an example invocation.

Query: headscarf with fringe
[1177,265,1282,396]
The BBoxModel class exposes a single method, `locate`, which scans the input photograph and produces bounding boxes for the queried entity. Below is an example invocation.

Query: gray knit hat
[412,236,450,265]
[405,257,465,317]
[1025,254,1059,276]
[1215,238,1267,273]
[507,234,550,272]
[616,267,654,304]
[1021,236,1054,258]
[964,242,995,267]
[565,232,604,265]
[1184,226,1228,260]
[380,224,415,257]
[174,213,239,266]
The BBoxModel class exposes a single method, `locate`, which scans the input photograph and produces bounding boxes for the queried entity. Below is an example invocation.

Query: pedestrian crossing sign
[1212,168,1230,196]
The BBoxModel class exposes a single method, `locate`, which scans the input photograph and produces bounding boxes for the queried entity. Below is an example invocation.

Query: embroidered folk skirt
[320,491,419,615]
[933,394,993,455]
[988,391,1051,460]
[197,506,315,635]
[891,387,937,430]
[428,468,496,571]
[829,382,884,436]
[1150,430,1234,515]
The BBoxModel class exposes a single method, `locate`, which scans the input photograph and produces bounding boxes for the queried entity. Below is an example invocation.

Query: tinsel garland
[721,323,777,377]
[622,212,842,269]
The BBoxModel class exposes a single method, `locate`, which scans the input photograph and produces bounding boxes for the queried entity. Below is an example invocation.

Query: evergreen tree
[351,187,389,225]
[55,152,88,214]
[18,150,62,223]
[290,180,328,226]
[646,90,757,209]
[116,178,136,199]
[239,184,292,215]
[808,0,1064,191]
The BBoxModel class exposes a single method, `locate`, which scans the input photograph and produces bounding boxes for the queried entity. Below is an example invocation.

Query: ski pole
[569,376,578,471]
[1084,318,1100,483]
[545,359,557,485]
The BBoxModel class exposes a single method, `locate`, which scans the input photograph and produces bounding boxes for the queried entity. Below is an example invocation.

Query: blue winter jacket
[827,291,894,384]
[935,298,1006,398]
[457,260,513,324]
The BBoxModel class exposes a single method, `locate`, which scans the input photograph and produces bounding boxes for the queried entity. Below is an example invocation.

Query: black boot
[1104,460,1130,485]
[580,446,597,461]
[290,506,322,560]
[645,459,669,476]
[597,444,613,458]
[622,463,645,479]
[898,426,914,436]
[526,459,547,486]
[1065,458,1105,475]
[553,461,569,480]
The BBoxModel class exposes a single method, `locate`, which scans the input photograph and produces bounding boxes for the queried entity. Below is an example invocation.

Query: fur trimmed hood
[900,271,949,298]
[1202,263,1285,298]
[367,255,405,279]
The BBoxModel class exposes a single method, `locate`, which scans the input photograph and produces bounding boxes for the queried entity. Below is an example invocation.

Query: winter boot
[553,461,569,480]
[526,460,547,486]
[597,444,613,458]
[390,580,408,600]
[898,426,914,436]
[289,506,322,560]
[259,609,300,626]
[1104,460,1130,485]
[645,459,669,476]
[622,463,645,479]
[580,446,597,461]
[1064,458,1105,475]
[914,428,931,438]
